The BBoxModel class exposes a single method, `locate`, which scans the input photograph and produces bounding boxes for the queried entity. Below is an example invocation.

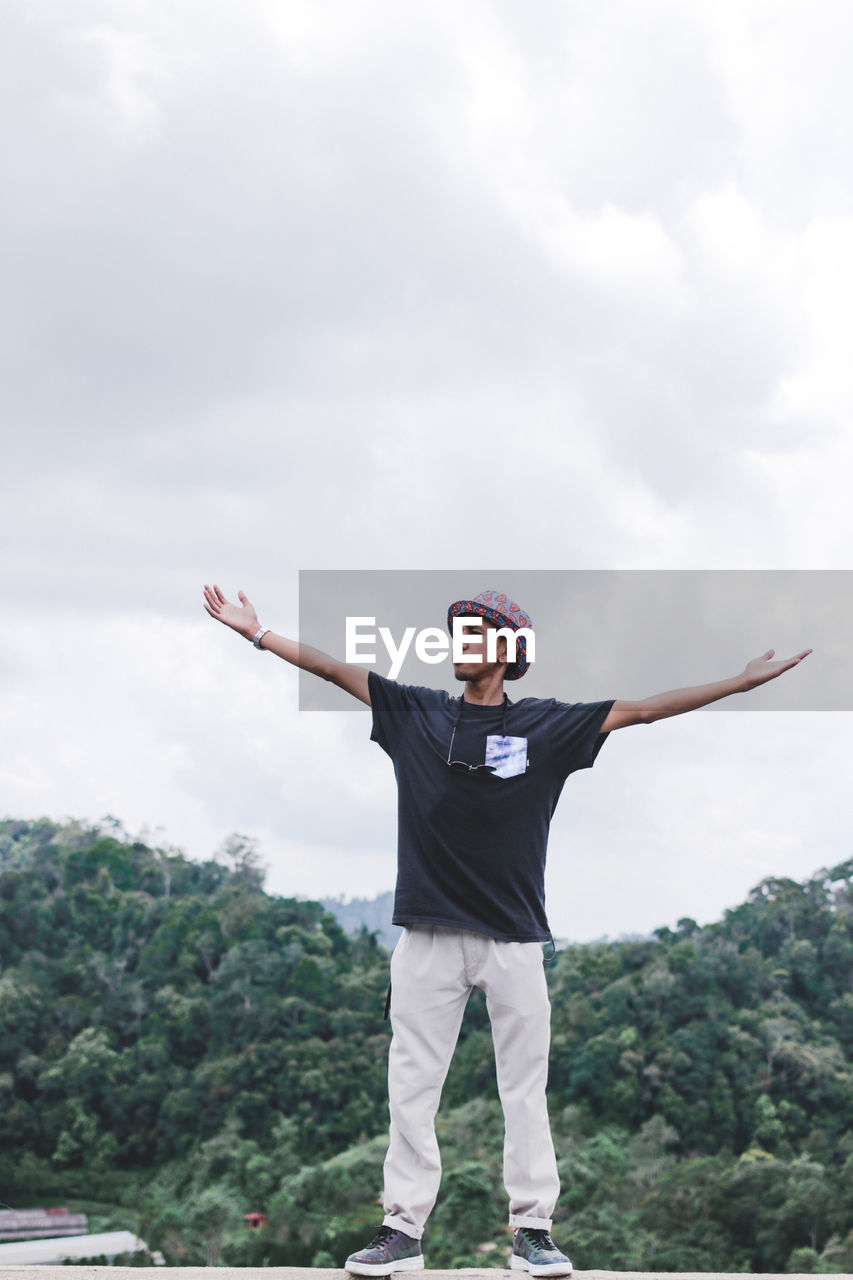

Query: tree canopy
[2,817,852,1271]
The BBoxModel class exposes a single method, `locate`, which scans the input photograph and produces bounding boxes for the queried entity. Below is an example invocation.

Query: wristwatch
[252,628,270,649]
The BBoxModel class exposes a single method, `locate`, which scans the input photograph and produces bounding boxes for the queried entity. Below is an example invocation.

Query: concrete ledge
[0,1268,824,1280]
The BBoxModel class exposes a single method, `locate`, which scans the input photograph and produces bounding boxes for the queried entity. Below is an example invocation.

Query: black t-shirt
[368,671,615,942]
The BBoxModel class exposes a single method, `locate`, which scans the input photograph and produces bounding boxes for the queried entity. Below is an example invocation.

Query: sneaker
[511,1227,573,1277]
[345,1225,425,1276]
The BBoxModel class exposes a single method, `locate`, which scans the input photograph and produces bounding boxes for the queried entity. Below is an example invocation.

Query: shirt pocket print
[485,735,528,779]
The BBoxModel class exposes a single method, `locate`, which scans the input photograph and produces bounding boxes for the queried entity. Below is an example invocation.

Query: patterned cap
[446,590,533,679]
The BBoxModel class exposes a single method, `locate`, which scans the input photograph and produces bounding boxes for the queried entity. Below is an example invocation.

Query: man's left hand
[740,647,813,691]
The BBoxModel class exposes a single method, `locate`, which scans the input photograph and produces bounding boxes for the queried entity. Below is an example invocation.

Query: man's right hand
[203,584,260,641]
[202,583,371,704]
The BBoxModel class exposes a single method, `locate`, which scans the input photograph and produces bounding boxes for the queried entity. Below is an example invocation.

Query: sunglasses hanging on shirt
[446,695,529,779]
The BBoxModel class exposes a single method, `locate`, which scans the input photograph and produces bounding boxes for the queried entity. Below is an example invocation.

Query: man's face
[452,616,508,683]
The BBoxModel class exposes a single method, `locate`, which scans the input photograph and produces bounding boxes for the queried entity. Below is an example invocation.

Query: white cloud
[63,24,165,140]
[2,0,852,934]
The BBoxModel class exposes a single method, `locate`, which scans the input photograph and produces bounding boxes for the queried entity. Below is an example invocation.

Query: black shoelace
[520,1228,557,1251]
[368,1226,398,1249]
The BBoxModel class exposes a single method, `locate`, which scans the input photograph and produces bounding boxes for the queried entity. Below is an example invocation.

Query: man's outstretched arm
[600,647,813,732]
[202,583,371,706]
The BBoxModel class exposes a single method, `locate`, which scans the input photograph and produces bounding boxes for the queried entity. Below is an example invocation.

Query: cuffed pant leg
[477,940,560,1231]
[382,927,471,1239]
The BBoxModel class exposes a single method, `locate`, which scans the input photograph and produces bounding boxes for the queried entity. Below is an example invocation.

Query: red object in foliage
[244,1212,268,1229]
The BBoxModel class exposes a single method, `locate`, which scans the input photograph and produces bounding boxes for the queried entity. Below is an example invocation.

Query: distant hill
[317,890,653,953]
[320,890,399,951]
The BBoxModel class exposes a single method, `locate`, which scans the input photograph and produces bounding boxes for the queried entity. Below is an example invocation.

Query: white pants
[381,924,560,1240]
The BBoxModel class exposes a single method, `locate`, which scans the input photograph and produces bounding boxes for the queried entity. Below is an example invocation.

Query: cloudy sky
[2,0,852,941]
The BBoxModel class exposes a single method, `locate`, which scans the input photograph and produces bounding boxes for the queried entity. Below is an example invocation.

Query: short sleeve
[368,671,422,758]
[550,699,616,777]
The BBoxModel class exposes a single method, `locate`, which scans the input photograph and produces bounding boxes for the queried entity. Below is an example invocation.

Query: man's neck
[462,675,506,706]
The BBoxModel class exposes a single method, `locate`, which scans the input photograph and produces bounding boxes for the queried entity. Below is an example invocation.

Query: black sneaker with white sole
[345,1225,425,1276]
[511,1226,573,1277]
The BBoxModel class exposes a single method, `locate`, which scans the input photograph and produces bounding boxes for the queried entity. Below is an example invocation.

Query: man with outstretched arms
[203,582,811,1277]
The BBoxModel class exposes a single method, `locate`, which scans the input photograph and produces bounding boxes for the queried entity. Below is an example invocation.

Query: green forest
[2,817,853,1272]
